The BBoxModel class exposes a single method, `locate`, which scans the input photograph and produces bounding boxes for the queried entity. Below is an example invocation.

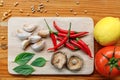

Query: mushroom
[17,29,32,40]
[23,24,37,32]
[67,56,83,71]
[21,39,30,50]
[38,29,49,38]
[31,40,45,52]
[29,35,41,43]
[51,51,67,69]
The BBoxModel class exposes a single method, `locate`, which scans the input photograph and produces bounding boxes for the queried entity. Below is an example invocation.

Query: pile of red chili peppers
[44,19,92,58]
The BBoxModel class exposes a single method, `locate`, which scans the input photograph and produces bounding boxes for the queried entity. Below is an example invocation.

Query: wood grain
[0,0,120,80]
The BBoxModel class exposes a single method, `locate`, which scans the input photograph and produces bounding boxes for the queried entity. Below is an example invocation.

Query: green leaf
[31,57,46,67]
[13,65,35,76]
[14,52,35,65]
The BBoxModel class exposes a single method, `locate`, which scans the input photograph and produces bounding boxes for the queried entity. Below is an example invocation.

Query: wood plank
[0,0,120,79]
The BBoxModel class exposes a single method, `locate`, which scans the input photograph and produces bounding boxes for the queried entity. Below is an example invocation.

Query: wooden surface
[0,0,120,80]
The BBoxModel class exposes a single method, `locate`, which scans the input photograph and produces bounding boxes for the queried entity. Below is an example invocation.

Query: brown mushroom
[67,56,83,71]
[51,51,67,69]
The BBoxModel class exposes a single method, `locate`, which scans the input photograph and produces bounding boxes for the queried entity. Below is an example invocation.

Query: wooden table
[0,0,120,80]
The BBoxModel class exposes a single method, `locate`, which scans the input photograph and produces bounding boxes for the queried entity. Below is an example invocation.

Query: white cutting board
[8,17,94,75]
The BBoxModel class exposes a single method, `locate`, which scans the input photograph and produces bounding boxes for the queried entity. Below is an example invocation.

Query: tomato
[95,46,120,77]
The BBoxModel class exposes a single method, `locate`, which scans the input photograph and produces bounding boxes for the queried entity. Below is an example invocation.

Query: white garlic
[17,29,32,40]
[31,40,45,52]
[23,24,37,32]
[29,35,41,43]
[17,29,25,33]
[21,40,30,50]
[38,29,49,38]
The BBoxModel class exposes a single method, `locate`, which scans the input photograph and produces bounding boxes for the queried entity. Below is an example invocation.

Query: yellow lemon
[94,17,120,46]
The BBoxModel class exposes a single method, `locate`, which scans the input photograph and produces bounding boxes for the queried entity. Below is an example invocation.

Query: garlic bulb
[29,35,41,43]
[31,40,45,52]
[21,40,30,50]
[17,29,32,40]
[23,24,37,32]
[38,29,49,38]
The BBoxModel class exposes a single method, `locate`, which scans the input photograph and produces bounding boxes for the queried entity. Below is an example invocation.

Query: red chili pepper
[70,40,92,58]
[48,22,71,51]
[53,21,76,34]
[57,37,78,50]
[70,32,88,38]
[54,32,65,37]
[54,32,88,38]
[44,19,57,47]
[76,38,92,58]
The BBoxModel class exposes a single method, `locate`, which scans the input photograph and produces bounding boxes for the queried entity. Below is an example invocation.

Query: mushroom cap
[67,56,83,71]
[51,51,67,69]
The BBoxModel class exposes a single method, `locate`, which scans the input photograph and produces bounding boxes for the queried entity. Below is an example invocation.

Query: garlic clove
[29,35,41,43]
[17,29,32,40]
[31,40,45,52]
[21,40,30,50]
[38,29,49,38]
[17,29,24,33]
[23,24,37,32]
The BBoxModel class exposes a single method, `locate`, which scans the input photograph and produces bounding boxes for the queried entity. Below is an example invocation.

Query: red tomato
[95,46,120,77]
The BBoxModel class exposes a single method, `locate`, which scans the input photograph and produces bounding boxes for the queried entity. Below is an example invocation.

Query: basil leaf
[13,64,35,76]
[14,52,35,65]
[31,57,46,67]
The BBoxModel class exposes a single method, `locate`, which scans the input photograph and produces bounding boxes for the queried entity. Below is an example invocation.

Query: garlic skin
[38,30,49,38]
[21,40,30,50]
[17,29,25,33]
[31,40,45,52]
[17,29,32,40]
[23,24,37,32]
[29,35,41,43]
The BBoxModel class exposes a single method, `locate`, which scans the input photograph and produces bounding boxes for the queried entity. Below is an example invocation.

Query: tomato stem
[102,46,120,76]
[109,65,113,75]
[112,46,116,57]
[102,53,110,60]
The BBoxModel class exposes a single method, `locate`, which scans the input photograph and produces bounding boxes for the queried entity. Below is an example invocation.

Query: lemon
[94,17,120,46]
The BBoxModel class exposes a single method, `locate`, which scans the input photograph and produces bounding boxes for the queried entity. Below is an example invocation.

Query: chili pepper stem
[44,19,52,33]
[68,22,71,37]
[44,19,57,47]
[76,38,79,41]
[53,32,58,35]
